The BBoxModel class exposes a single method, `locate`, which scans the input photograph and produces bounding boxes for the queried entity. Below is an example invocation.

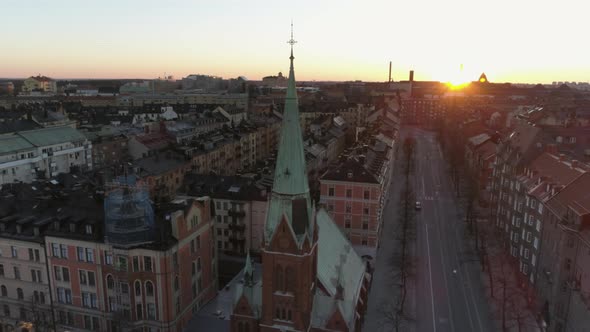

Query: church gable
[269,214,299,254]
[325,307,349,332]
[234,294,254,317]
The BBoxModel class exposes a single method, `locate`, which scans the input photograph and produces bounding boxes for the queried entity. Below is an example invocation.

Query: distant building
[0,126,92,184]
[0,82,14,95]
[262,72,287,87]
[22,76,57,94]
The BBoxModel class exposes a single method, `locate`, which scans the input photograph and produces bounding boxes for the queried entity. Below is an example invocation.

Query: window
[173,252,178,267]
[136,304,143,320]
[52,244,60,257]
[31,269,42,283]
[77,247,84,261]
[104,251,113,265]
[345,203,352,213]
[80,270,87,285]
[20,307,26,321]
[62,267,70,282]
[534,237,539,249]
[135,281,141,297]
[364,207,370,215]
[146,281,154,297]
[191,240,196,253]
[363,220,369,230]
[526,232,532,242]
[11,246,17,258]
[118,256,128,272]
[106,275,114,289]
[328,187,334,197]
[196,235,201,249]
[345,218,351,229]
[1,285,6,296]
[536,219,541,232]
[3,305,9,316]
[174,275,179,291]
[120,283,129,294]
[364,190,370,200]
[28,248,34,261]
[17,288,23,300]
[346,189,352,198]
[275,265,284,291]
[60,244,68,259]
[524,249,529,259]
[86,248,94,263]
[14,266,20,280]
[147,303,156,320]
[144,256,152,272]
[88,271,95,286]
[362,238,368,245]
[133,256,139,272]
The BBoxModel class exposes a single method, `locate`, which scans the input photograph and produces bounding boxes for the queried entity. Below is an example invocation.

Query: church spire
[244,250,253,287]
[264,23,313,241]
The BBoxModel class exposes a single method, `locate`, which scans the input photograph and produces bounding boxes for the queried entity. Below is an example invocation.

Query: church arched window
[285,266,295,292]
[275,265,284,291]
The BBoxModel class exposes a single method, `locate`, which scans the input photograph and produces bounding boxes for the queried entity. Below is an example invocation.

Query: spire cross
[287,21,297,59]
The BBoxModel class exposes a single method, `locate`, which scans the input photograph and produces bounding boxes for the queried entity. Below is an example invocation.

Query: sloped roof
[18,126,87,146]
[530,152,586,186]
[546,173,590,217]
[467,133,491,147]
[0,134,34,155]
[321,158,379,184]
[315,208,365,328]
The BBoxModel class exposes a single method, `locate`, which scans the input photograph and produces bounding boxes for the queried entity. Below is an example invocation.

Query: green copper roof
[264,45,313,242]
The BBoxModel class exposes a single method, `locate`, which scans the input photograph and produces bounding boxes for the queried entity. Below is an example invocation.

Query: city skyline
[1,0,589,84]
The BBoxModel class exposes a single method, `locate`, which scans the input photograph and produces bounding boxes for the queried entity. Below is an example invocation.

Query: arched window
[0,285,6,297]
[134,280,141,297]
[145,281,154,297]
[285,266,294,292]
[174,275,179,291]
[275,265,283,291]
[33,291,39,303]
[17,288,23,300]
[106,275,114,289]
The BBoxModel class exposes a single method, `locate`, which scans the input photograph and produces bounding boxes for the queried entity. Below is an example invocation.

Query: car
[415,201,422,210]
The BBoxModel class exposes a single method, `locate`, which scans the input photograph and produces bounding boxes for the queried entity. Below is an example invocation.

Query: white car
[415,201,422,210]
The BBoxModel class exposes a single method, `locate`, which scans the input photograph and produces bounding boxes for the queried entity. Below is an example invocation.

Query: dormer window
[69,223,76,233]
[347,171,353,179]
[85,225,92,235]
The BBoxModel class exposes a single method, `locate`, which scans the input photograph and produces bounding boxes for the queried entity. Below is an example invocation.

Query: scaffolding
[104,176,155,247]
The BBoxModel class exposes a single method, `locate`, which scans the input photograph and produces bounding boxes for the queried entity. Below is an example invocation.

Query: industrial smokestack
[409,70,414,82]
[388,61,392,83]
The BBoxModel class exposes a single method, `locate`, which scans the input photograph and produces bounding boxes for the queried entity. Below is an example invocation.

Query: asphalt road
[412,127,495,332]
[364,126,495,332]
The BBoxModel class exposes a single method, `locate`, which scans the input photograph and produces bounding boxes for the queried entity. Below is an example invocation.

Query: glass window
[77,247,85,261]
[86,248,94,263]
[328,187,334,196]
[346,189,352,198]
[144,257,152,272]
[146,281,154,297]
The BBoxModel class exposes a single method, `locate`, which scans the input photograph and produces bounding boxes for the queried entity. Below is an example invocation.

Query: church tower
[258,25,319,332]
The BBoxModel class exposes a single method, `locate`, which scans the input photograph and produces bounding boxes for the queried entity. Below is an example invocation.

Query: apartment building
[0,126,92,184]
[537,173,590,332]
[0,178,218,332]
[0,218,53,332]
[22,76,57,94]
[320,136,394,254]
[182,174,269,255]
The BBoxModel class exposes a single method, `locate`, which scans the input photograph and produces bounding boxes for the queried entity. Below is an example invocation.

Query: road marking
[425,223,437,332]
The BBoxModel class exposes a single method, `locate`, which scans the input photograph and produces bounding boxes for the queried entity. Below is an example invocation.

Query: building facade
[0,126,92,184]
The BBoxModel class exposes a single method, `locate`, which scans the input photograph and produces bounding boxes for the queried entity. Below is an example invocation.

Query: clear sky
[1,0,588,84]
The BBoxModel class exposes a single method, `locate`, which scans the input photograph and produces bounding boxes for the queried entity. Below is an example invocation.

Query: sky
[1,0,589,84]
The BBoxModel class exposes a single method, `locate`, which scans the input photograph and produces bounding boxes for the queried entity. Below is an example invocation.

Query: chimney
[559,154,566,162]
[571,160,579,169]
[388,61,392,83]
[545,143,558,155]
[409,70,414,82]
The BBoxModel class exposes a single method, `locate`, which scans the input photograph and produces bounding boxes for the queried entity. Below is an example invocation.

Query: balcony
[228,223,246,232]
[228,209,246,218]
[229,233,245,242]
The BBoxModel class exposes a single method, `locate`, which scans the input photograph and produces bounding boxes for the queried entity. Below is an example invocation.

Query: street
[364,127,495,332]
